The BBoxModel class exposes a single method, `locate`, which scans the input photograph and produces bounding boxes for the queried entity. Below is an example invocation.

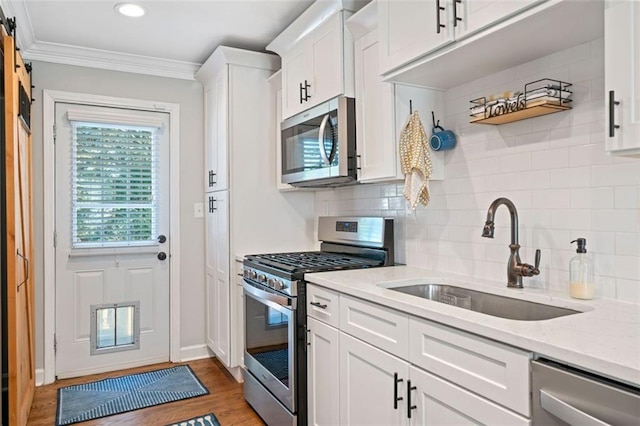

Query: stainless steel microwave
[281,96,357,187]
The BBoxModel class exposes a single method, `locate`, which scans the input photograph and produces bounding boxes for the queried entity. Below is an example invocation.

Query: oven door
[243,279,297,412]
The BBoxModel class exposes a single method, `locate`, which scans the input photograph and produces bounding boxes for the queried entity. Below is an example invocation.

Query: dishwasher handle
[540,390,611,426]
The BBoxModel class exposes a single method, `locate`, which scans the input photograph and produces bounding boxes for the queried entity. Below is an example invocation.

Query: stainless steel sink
[387,284,581,321]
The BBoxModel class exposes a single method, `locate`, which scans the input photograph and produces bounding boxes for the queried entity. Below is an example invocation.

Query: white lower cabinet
[307,284,532,425]
[409,366,530,425]
[339,332,408,426]
[205,191,229,366]
[307,317,340,426]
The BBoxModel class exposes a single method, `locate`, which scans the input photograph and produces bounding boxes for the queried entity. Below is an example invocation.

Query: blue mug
[430,125,456,151]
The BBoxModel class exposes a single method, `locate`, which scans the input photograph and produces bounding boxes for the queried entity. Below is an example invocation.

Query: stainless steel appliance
[242,216,394,426]
[281,96,357,187]
[532,359,640,425]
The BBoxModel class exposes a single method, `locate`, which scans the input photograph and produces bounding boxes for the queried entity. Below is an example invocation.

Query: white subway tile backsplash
[549,167,592,188]
[532,189,571,209]
[614,186,640,209]
[568,143,614,167]
[570,187,614,209]
[592,163,640,187]
[615,233,640,256]
[550,209,592,231]
[531,147,569,170]
[616,279,640,304]
[592,210,639,233]
[317,39,638,303]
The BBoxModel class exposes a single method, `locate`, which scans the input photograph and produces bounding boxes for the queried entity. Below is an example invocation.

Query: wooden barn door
[3,29,35,425]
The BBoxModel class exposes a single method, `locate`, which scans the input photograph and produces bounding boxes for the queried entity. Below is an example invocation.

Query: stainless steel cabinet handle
[540,390,611,426]
[310,301,327,309]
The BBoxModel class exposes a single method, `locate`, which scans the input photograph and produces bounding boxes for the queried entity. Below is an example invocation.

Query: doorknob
[157,252,167,261]
[157,235,167,243]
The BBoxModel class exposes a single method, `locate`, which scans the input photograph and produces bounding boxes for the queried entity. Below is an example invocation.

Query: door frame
[42,90,181,384]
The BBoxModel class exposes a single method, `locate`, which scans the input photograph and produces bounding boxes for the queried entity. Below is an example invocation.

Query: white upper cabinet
[605,0,640,156]
[202,72,228,192]
[379,0,542,76]
[349,2,444,183]
[455,0,542,40]
[379,1,603,89]
[268,1,357,120]
[378,0,454,75]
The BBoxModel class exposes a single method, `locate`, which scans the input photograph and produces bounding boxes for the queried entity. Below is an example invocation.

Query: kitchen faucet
[481,197,541,288]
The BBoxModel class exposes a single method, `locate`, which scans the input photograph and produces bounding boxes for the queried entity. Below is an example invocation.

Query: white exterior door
[54,102,171,378]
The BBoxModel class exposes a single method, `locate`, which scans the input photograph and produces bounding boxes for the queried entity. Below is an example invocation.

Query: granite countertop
[305,265,640,387]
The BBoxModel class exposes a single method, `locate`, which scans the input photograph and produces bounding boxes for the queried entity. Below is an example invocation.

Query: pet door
[90,301,140,355]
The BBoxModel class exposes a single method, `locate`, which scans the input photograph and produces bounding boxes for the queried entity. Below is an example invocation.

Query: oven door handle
[243,279,296,311]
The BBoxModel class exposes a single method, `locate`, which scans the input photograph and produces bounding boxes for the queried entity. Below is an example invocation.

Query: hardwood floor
[27,358,265,426]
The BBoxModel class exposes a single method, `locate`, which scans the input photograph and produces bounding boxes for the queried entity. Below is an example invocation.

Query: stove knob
[275,280,285,291]
[250,270,257,280]
[267,278,276,288]
[258,274,266,283]
[243,270,250,278]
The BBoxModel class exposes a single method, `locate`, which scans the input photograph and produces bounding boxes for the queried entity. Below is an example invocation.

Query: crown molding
[21,41,200,80]
[0,0,199,80]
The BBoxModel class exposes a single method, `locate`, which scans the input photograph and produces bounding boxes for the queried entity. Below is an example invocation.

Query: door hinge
[53,124,56,142]
[54,334,57,353]
[53,231,57,247]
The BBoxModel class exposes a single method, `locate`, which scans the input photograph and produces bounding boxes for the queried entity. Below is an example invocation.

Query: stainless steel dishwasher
[532,359,640,425]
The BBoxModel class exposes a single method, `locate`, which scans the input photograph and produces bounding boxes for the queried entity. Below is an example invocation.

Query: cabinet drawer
[307,284,340,328]
[340,294,409,359]
[409,317,531,417]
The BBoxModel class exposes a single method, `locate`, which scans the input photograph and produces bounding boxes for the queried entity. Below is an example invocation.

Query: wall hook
[409,100,413,114]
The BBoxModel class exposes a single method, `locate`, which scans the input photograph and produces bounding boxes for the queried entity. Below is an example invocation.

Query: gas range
[242,216,394,426]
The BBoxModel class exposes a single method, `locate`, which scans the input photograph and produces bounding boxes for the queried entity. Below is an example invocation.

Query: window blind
[71,122,159,247]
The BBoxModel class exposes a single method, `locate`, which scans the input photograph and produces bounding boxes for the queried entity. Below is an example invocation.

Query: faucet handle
[520,249,541,277]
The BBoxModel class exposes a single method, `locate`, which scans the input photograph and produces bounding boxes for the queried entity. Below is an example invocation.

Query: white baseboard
[36,368,45,386]
[180,344,213,362]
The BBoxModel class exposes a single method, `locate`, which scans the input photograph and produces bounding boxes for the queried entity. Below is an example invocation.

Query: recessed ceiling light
[115,3,145,17]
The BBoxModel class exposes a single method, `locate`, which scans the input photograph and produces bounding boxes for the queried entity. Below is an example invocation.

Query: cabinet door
[205,191,230,366]
[206,70,229,191]
[355,30,399,182]
[309,11,345,107]
[409,366,531,426]
[454,0,541,40]
[339,333,409,426]
[281,44,310,120]
[307,317,340,426]
[204,85,216,191]
[605,0,640,156]
[378,0,454,75]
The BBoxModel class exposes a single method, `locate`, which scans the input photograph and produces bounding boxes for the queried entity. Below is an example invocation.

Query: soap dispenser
[569,238,594,299]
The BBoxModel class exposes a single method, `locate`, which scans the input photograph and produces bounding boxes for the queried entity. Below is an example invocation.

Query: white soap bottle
[569,238,594,299]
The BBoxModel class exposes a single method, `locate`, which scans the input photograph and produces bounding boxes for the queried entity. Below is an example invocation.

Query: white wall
[316,38,640,303]
[31,61,205,369]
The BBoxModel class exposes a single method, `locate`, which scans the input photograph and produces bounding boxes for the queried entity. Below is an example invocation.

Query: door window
[70,122,159,248]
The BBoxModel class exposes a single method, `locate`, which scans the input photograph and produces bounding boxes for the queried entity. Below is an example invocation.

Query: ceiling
[0,0,316,79]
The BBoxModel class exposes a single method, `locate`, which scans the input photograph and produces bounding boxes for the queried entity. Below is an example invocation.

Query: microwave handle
[318,113,333,165]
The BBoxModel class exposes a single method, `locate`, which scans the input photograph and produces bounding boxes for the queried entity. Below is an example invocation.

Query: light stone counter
[305,265,640,387]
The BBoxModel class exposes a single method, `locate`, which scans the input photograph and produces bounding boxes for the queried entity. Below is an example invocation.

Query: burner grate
[247,251,382,272]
